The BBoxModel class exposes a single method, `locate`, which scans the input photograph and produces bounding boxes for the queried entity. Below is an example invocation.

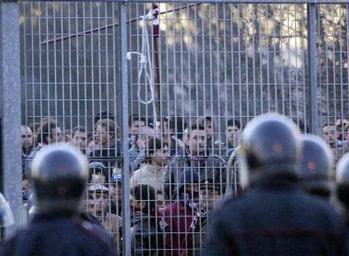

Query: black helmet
[30,143,88,214]
[300,134,333,199]
[240,113,302,187]
[336,153,349,208]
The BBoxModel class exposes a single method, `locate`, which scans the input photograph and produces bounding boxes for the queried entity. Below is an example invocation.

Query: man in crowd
[71,126,88,153]
[87,184,122,245]
[225,118,241,156]
[199,116,215,151]
[21,125,33,158]
[129,121,156,172]
[130,137,170,194]
[129,115,147,138]
[89,118,120,167]
[27,119,63,169]
[163,123,226,200]
[322,122,342,159]
[204,113,347,255]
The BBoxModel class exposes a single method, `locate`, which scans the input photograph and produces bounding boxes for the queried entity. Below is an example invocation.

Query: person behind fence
[192,176,225,256]
[204,113,347,256]
[89,118,121,167]
[161,169,201,256]
[299,134,333,200]
[157,117,184,156]
[225,118,241,157]
[130,185,162,256]
[129,115,147,142]
[89,161,110,185]
[129,120,156,172]
[163,123,208,198]
[130,138,170,195]
[87,183,122,245]
[199,116,215,153]
[71,126,88,154]
[322,122,342,159]
[21,125,34,159]
[163,138,227,201]
[0,143,116,256]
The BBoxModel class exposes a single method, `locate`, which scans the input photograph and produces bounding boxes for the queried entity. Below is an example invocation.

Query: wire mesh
[15,1,349,255]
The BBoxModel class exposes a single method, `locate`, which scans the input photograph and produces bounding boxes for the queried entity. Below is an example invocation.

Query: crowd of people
[18,113,349,255]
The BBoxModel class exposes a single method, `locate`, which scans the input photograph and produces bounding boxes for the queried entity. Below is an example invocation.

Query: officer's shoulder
[77,220,112,244]
[214,193,245,213]
[300,193,343,219]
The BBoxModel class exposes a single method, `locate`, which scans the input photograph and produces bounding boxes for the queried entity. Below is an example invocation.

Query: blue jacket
[204,176,347,256]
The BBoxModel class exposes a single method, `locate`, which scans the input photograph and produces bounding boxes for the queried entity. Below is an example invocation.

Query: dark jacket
[131,212,161,256]
[163,155,227,200]
[204,175,347,256]
[0,212,116,256]
[89,140,121,167]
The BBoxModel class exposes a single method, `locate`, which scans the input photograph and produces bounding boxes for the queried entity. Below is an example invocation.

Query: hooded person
[130,185,162,256]
[161,170,200,256]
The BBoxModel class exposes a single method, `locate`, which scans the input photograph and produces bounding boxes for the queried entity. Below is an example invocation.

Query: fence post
[119,2,131,255]
[307,3,319,135]
[0,1,23,236]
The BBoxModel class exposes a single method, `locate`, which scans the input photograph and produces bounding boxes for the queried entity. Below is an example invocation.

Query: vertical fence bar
[307,3,318,134]
[0,1,23,235]
[119,2,131,256]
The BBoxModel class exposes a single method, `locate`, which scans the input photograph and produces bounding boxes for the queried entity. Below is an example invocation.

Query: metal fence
[1,0,349,255]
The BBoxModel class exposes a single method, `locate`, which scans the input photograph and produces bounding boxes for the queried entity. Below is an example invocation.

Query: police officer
[0,143,116,256]
[300,134,333,199]
[204,113,347,256]
[336,153,349,227]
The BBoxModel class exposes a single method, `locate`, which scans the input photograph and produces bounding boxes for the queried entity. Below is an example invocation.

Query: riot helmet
[30,143,88,214]
[239,113,302,187]
[336,153,349,208]
[300,134,333,199]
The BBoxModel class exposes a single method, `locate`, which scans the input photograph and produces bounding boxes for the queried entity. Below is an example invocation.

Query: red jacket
[161,201,197,256]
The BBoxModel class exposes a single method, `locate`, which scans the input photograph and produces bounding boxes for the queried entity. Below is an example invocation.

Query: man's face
[47,127,63,144]
[95,125,113,147]
[322,125,337,146]
[183,184,200,204]
[87,190,109,218]
[152,145,170,166]
[130,120,145,135]
[226,125,241,146]
[186,129,207,156]
[200,187,222,211]
[72,131,87,149]
[21,126,33,150]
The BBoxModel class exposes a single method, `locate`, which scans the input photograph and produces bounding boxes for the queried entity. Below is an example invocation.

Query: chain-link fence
[0,0,348,255]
